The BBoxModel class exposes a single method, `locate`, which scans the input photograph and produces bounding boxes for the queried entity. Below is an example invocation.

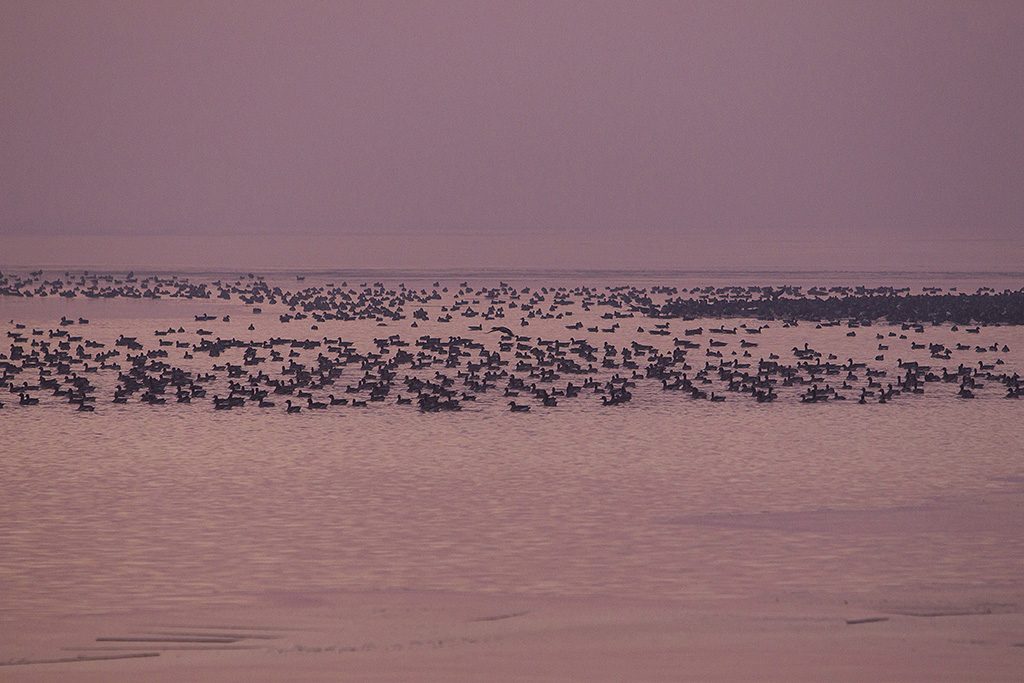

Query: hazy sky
[2,1,1022,269]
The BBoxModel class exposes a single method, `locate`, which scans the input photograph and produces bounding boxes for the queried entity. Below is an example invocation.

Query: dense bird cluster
[1,271,1021,413]
[3,271,1023,326]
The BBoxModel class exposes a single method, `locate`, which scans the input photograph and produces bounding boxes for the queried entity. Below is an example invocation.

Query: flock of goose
[1,271,1021,413]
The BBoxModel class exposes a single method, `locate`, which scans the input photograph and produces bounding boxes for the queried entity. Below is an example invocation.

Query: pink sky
[2,1,1022,269]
